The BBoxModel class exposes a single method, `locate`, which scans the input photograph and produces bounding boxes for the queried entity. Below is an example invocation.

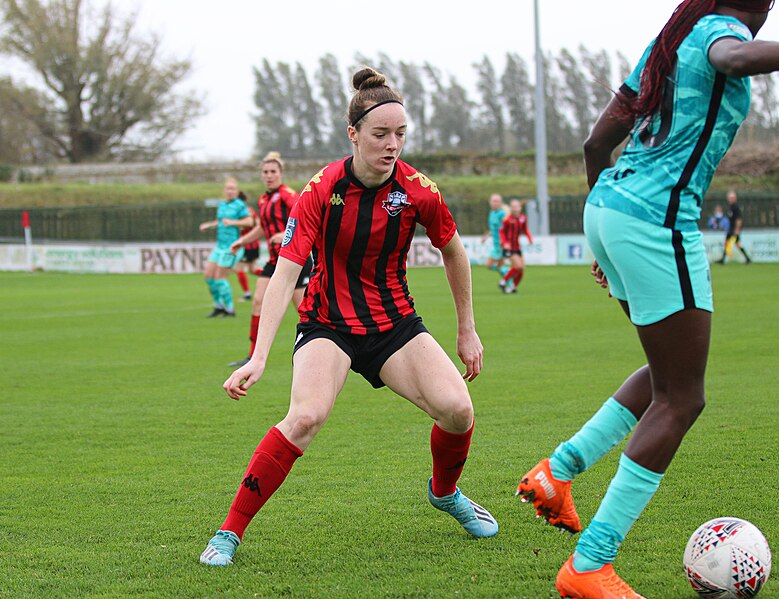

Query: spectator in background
[707,204,730,231]
[717,189,752,264]
[199,177,253,317]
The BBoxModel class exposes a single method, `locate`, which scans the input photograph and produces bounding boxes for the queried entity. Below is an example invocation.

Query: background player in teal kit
[480,193,509,283]
[516,1,779,597]
[199,177,253,317]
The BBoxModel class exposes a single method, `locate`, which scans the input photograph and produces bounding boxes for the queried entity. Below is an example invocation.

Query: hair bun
[352,67,387,91]
[263,151,282,162]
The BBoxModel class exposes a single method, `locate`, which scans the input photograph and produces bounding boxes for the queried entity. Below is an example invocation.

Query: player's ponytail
[620,0,773,122]
[619,0,716,121]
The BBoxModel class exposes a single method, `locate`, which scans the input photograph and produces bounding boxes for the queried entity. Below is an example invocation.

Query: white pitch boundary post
[22,210,33,271]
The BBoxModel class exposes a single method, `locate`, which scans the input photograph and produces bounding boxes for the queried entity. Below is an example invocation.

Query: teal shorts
[208,246,244,269]
[489,243,503,261]
[584,203,712,326]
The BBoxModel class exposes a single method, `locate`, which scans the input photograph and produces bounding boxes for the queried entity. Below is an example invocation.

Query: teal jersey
[488,208,506,245]
[215,198,250,248]
[589,15,752,231]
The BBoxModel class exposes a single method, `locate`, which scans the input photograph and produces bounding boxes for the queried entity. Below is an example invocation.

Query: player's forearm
[238,225,263,245]
[441,234,476,333]
[252,259,300,363]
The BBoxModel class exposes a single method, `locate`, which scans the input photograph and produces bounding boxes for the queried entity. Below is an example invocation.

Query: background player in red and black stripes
[227,152,312,366]
[200,67,497,567]
[499,199,534,293]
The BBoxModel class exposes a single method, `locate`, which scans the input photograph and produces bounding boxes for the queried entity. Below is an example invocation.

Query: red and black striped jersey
[500,214,533,251]
[258,185,298,264]
[280,156,457,334]
[240,207,260,250]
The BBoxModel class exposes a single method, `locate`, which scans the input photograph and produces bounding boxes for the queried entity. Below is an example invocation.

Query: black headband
[350,99,404,127]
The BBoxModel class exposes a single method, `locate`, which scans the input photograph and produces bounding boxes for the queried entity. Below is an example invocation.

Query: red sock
[249,314,260,355]
[236,271,249,293]
[221,427,303,539]
[512,267,524,285]
[430,421,473,497]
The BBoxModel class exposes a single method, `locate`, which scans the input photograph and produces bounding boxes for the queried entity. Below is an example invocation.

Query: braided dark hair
[619,0,772,120]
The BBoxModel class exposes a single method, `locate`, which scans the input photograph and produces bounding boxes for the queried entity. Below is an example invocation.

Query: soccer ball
[684,517,772,598]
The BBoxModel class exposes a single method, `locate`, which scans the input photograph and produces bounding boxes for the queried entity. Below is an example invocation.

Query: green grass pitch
[1,264,777,598]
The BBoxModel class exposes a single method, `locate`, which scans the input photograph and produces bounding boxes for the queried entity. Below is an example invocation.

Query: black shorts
[260,257,313,289]
[292,314,428,389]
[503,249,523,258]
[241,247,260,263]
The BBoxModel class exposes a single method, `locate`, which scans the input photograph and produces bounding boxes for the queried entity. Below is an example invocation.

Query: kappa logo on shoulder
[382,191,411,216]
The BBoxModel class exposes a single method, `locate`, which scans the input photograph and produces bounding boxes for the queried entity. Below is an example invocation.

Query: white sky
[8,1,779,161]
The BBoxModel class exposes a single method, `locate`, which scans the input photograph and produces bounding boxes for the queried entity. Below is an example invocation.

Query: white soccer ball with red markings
[684,517,772,598]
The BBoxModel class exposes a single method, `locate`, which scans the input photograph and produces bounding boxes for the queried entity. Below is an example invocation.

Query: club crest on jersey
[382,191,410,216]
[282,217,297,247]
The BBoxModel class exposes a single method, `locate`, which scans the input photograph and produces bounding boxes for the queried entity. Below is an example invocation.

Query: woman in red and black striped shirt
[228,152,312,366]
[499,198,534,293]
[200,67,497,566]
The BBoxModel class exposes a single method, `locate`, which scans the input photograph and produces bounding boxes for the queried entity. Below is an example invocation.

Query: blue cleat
[199,529,240,566]
[427,478,498,538]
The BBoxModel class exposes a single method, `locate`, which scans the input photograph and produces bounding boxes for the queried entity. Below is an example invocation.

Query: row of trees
[254,52,779,158]
[253,50,630,158]
[1,0,778,164]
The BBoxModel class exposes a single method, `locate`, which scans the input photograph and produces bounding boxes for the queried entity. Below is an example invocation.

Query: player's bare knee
[285,411,325,442]
[441,397,474,433]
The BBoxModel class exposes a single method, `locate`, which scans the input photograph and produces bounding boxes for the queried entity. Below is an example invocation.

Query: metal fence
[1,193,778,242]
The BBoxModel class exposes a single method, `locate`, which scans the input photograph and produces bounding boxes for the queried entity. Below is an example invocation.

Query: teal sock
[216,279,234,312]
[499,265,510,276]
[489,264,498,272]
[549,397,638,481]
[205,278,221,306]
[573,453,663,571]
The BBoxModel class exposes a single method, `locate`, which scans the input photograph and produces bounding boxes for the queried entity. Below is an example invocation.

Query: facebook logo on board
[568,244,583,259]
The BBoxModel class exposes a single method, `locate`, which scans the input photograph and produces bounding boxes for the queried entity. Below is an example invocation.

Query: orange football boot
[516,458,582,534]
[555,556,645,599]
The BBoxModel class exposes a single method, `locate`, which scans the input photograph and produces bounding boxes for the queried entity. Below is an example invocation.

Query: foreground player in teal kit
[516,1,779,597]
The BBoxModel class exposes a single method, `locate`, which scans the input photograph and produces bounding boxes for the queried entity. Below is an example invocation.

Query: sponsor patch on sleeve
[282,217,297,247]
[726,22,751,39]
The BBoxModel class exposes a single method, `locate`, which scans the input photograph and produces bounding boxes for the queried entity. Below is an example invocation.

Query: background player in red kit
[499,199,534,293]
[227,152,312,367]
[200,67,498,566]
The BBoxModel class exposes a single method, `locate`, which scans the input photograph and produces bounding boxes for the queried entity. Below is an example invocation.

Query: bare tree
[500,52,534,151]
[0,0,203,163]
[315,54,351,156]
[0,76,59,163]
[474,55,505,152]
